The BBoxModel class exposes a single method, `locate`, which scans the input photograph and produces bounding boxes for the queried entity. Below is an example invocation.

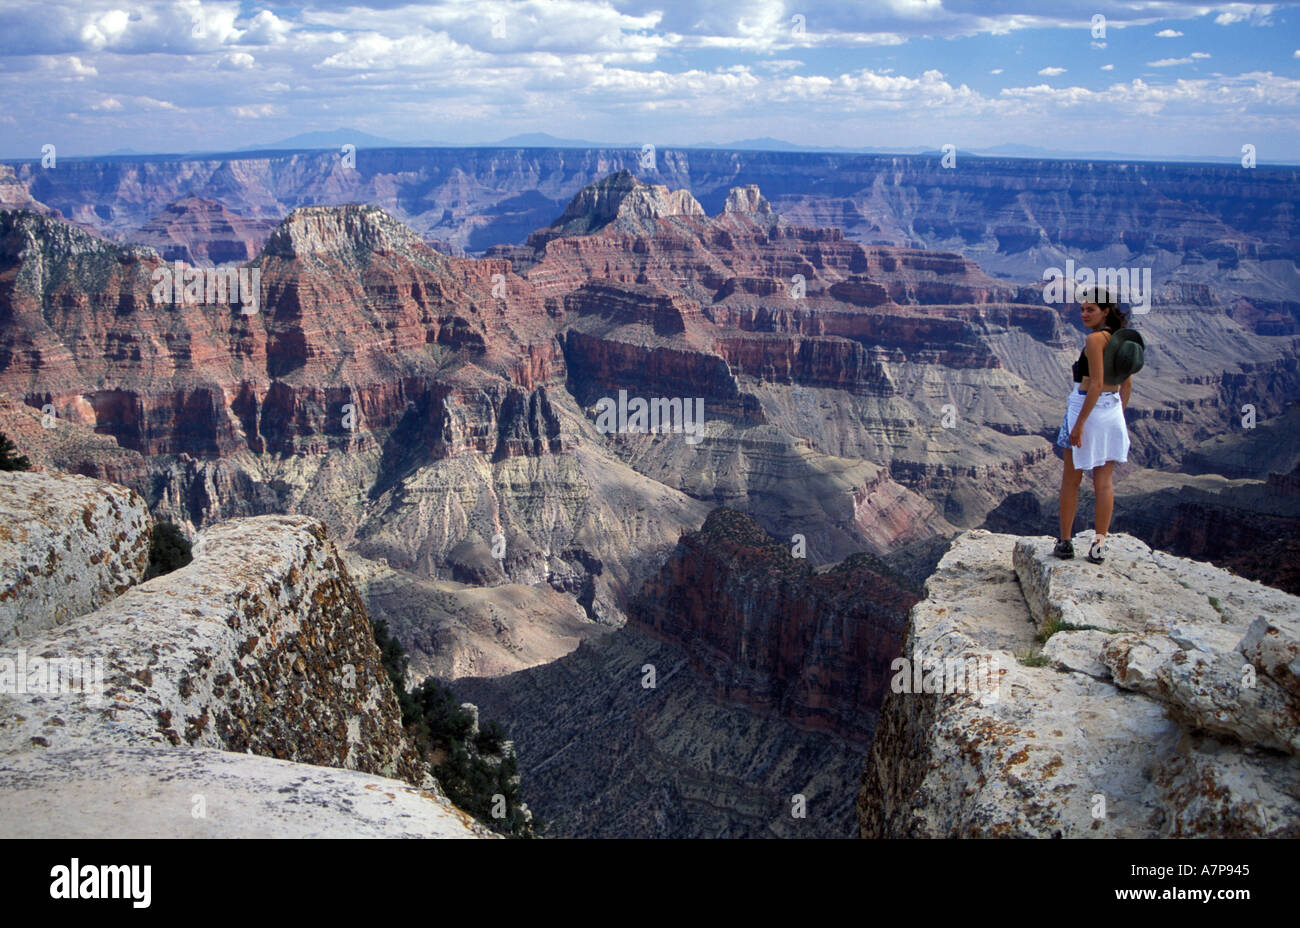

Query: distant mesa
[527,170,780,250]
[528,170,703,246]
[723,184,774,218]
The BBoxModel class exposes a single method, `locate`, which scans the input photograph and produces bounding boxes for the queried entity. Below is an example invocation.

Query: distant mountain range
[14,129,1290,166]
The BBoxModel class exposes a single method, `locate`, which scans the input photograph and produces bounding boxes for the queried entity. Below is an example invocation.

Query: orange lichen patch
[1040,755,1064,779]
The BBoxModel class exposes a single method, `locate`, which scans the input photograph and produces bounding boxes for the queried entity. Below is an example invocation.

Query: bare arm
[1120,375,1132,410]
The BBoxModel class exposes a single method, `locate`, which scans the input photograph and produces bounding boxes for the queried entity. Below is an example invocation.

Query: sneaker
[1087,535,1106,564]
[1052,538,1074,559]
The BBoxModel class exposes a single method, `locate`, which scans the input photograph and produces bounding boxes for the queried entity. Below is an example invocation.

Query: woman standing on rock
[1055,287,1135,564]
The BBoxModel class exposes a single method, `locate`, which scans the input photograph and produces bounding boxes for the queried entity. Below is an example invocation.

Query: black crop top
[1071,327,1117,383]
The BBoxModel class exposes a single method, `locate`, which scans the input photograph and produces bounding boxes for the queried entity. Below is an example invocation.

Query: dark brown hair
[1078,285,1128,331]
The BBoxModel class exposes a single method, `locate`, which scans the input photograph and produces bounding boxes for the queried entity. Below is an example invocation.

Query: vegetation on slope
[0,431,30,471]
[372,619,541,837]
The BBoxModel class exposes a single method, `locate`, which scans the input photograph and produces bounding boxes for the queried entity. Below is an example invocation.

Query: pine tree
[0,431,30,471]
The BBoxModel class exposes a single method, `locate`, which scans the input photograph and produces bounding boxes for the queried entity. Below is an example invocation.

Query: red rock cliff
[627,508,920,743]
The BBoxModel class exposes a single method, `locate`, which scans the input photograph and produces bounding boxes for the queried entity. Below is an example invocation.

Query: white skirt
[1056,389,1129,471]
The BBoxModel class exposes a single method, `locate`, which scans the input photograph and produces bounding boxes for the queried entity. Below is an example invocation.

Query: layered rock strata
[627,508,919,743]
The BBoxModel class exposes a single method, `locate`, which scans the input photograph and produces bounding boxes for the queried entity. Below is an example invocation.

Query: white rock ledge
[0,470,151,644]
[859,530,1300,838]
[0,479,495,838]
[0,745,492,838]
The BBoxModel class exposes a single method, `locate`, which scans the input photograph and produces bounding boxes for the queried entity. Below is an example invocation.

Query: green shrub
[476,719,507,755]
[0,432,30,471]
[370,620,539,837]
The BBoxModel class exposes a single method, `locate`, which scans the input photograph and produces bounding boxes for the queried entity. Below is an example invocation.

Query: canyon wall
[627,508,918,743]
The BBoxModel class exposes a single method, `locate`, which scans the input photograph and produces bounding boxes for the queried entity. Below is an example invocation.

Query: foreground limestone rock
[858,530,1300,837]
[0,470,151,644]
[0,485,493,837]
[1,514,422,776]
[0,745,488,838]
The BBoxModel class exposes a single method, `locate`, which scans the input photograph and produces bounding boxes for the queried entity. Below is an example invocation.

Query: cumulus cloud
[1038,66,1066,76]
[242,10,291,45]
[1148,57,1193,66]
[219,51,254,70]
[1155,29,1183,37]
[79,9,130,50]
[318,32,484,70]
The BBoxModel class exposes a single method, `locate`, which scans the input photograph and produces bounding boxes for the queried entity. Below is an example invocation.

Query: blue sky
[0,0,1297,159]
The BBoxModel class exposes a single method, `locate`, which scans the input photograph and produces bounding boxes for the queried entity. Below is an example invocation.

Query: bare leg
[1093,462,1115,536]
[1059,448,1083,540]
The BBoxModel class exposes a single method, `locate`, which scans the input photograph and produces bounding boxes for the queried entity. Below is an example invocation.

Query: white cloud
[243,10,291,46]
[1101,64,1114,71]
[78,9,129,50]
[135,96,177,111]
[998,71,1300,117]
[1038,66,1066,76]
[68,55,96,77]
[319,32,485,70]
[1148,57,1193,67]
[219,52,254,70]
[990,68,1003,75]
[1213,4,1277,26]
[90,96,121,110]
[230,103,277,118]
[1155,29,1183,38]
[1191,52,1211,59]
